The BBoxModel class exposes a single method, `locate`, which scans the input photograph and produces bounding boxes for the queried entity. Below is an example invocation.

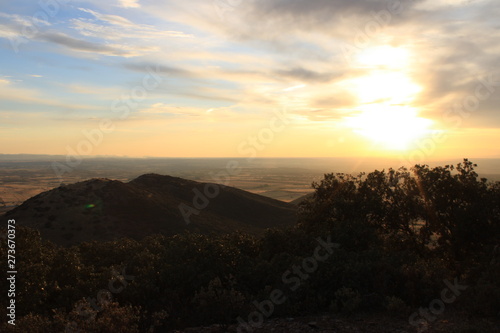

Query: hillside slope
[5,174,297,246]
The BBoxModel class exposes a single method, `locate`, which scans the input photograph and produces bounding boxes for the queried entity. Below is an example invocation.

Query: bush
[384,296,411,317]
[330,287,362,314]
[191,276,247,325]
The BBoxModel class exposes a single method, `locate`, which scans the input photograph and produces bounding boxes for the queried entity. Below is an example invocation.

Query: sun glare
[350,71,422,104]
[345,105,433,150]
[343,45,432,151]
[355,45,410,69]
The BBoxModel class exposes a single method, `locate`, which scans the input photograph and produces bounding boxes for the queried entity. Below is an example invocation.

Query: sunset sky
[0,0,499,161]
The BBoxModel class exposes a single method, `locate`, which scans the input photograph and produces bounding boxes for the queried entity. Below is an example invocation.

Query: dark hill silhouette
[5,174,297,246]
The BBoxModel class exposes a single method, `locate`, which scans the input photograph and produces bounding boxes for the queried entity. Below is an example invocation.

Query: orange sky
[0,0,499,161]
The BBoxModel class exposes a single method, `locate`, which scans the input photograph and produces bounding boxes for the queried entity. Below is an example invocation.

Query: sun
[345,105,433,150]
[349,71,422,104]
[343,45,432,150]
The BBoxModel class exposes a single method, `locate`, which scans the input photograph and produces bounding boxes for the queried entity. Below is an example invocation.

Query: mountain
[4,174,297,246]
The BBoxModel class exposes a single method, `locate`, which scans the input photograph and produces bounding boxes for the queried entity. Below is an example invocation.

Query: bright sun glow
[345,105,433,150]
[344,46,432,150]
[349,71,422,104]
[355,45,410,69]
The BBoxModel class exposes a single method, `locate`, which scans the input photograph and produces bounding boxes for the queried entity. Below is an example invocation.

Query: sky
[0,0,499,161]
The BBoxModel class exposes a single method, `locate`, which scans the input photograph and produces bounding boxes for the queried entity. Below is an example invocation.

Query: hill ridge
[5,174,297,246]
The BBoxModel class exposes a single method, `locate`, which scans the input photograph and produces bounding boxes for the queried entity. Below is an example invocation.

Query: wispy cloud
[117,0,141,9]
[275,67,340,84]
[140,103,205,116]
[39,31,134,56]
[0,79,102,111]
[73,8,194,40]
[66,84,122,97]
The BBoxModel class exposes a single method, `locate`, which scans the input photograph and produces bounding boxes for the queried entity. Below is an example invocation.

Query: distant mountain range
[4,174,297,246]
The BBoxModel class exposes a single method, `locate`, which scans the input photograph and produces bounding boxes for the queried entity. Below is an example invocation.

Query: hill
[4,174,297,246]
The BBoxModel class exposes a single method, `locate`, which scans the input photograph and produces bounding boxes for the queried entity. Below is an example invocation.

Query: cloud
[0,12,47,43]
[67,84,122,97]
[73,8,194,40]
[0,8,193,58]
[140,103,203,116]
[310,94,358,109]
[121,60,273,89]
[78,8,136,27]
[0,11,50,28]
[275,67,340,84]
[414,0,487,10]
[282,84,306,92]
[136,103,242,124]
[0,78,102,112]
[203,0,423,42]
[52,7,196,58]
[0,11,154,57]
[123,62,195,77]
[118,0,141,8]
[250,0,396,19]
[72,19,192,40]
[38,31,140,57]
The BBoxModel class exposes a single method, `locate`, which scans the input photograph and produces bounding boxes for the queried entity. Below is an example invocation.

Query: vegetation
[1,159,499,332]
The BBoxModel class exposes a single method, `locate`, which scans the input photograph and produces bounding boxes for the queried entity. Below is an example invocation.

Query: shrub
[384,296,411,317]
[330,287,362,314]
